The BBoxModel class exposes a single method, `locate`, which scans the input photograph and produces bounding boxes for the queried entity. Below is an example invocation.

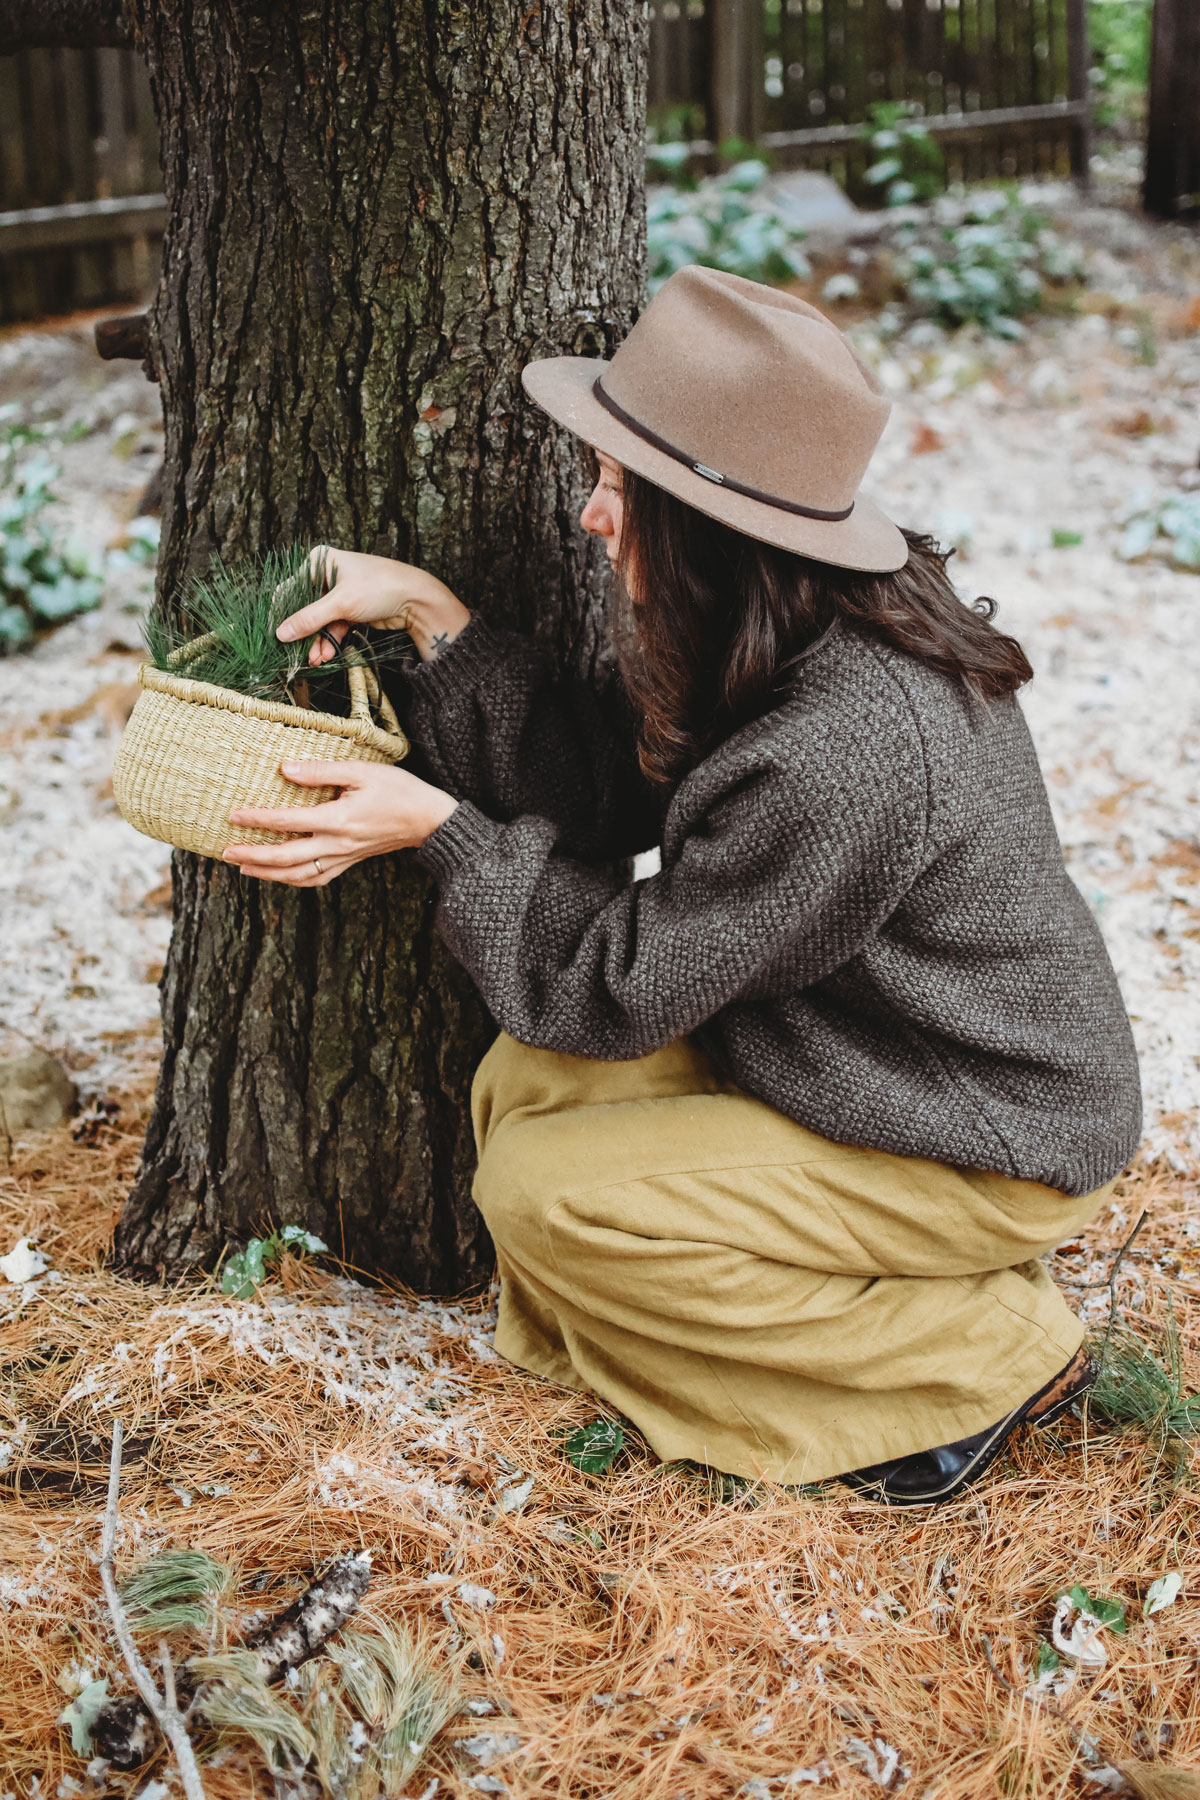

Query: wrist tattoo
[430,632,450,656]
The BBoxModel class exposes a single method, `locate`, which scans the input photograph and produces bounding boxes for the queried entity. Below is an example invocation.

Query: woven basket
[112,634,409,858]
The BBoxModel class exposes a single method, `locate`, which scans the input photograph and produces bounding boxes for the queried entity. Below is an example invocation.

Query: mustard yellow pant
[471,1032,1115,1485]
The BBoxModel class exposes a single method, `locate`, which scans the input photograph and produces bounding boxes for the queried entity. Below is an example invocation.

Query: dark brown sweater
[404,614,1141,1197]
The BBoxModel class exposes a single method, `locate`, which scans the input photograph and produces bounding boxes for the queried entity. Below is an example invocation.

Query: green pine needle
[188,1649,318,1771]
[143,542,412,708]
[119,1548,233,1637]
[1088,1305,1200,1446]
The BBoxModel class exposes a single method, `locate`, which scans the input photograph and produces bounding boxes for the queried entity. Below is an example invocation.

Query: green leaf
[1051,528,1084,548]
[561,1418,625,1475]
[1034,1640,1060,1678]
[221,1237,268,1297]
[1059,1584,1127,1634]
[278,1224,329,1255]
[60,1678,108,1756]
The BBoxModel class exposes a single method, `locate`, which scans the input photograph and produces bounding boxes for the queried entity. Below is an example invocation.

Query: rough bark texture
[1144,0,1200,219]
[114,0,646,1292]
[0,0,133,52]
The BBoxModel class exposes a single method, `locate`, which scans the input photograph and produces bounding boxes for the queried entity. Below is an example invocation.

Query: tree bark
[0,0,133,53]
[113,0,646,1292]
[1144,0,1200,219]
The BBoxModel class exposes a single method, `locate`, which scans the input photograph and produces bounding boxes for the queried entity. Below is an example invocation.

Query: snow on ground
[1,185,1198,1160]
[0,318,170,1093]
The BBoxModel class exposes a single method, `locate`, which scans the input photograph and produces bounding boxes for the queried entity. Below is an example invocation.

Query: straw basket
[112,634,409,858]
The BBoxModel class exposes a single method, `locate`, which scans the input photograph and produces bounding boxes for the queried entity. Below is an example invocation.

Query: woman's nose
[580,484,611,537]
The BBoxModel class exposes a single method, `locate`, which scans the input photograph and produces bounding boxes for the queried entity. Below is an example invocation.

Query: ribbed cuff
[418,799,506,881]
[400,612,506,705]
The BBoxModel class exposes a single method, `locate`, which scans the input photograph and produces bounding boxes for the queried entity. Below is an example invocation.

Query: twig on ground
[1079,1209,1151,1369]
[98,1421,206,1800]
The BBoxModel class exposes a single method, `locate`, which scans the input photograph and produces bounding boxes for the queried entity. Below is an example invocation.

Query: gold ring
[313,858,324,876]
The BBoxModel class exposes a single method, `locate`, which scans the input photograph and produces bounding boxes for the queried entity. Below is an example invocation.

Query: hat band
[592,377,855,524]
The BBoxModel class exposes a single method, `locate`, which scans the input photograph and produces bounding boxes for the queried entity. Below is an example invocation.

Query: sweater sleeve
[397,613,662,862]
[416,697,929,1059]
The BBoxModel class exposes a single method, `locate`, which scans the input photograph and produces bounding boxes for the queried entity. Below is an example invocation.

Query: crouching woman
[226,268,1142,1504]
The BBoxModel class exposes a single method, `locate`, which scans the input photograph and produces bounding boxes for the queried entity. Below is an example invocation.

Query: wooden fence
[0,2,1091,327]
[650,0,1090,188]
[0,44,162,326]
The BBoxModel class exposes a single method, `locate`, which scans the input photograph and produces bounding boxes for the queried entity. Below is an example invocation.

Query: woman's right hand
[276,546,472,665]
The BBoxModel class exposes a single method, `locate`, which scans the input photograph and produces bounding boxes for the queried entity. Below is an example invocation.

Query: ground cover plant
[1120,492,1200,571]
[0,413,101,653]
[887,189,1088,337]
[647,155,812,294]
[861,103,945,210]
[1,1097,1197,1798]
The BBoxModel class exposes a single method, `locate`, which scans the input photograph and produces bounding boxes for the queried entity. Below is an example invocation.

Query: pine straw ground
[1,1088,1197,1800]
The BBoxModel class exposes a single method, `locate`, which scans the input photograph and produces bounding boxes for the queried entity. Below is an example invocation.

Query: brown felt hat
[522,265,907,574]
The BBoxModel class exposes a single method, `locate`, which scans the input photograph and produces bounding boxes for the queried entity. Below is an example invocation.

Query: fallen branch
[97,1421,206,1800]
[89,1533,371,1769]
[244,1550,372,1684]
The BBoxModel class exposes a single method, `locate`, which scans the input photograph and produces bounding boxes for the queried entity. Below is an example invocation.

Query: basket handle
[344,647,404,740]
[166,632,221,669]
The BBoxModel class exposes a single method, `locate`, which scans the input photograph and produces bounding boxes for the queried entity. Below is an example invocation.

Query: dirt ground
[0,172,1198,1798]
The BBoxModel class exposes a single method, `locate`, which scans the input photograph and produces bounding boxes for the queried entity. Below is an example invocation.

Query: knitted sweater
[405,614,1142,1197]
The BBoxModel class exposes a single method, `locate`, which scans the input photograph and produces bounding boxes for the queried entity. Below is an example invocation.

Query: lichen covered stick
[241,1551,373,1684]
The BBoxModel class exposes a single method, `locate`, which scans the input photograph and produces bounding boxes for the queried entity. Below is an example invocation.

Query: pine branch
[0,0,134,53]
[90,1545,372,1770]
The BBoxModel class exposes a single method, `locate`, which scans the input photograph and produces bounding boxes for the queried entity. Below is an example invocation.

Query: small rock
[0,1052,78,1130]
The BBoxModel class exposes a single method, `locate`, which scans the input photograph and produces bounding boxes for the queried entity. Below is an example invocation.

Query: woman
[226,267,1142,1504]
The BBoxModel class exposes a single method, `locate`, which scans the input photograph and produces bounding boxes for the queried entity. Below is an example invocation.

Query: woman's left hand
[224,760,457,886]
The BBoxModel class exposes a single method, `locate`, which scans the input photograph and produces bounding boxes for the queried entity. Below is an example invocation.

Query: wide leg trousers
[471,1032,1115,1485]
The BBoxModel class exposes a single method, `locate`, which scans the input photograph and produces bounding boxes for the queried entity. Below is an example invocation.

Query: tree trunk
[1144,0,1200,219]
[113,0,646,1292]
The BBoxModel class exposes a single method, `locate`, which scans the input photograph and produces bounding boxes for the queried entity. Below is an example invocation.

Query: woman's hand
[223,760,458,886]
[278,546,472,665]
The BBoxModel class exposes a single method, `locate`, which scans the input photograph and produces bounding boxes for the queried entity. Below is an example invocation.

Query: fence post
[1064,0,1091,186]
[1144,0,1200,218]
[707,0,763,147]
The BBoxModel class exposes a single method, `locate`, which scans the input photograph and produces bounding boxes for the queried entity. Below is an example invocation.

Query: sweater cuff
[400,611,507,705]
[418,799,506,881]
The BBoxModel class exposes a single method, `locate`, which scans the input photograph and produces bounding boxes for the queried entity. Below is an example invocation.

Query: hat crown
[600,267,890,513]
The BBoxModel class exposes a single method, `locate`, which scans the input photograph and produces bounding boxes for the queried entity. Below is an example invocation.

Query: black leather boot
[839,1346,1096,1507]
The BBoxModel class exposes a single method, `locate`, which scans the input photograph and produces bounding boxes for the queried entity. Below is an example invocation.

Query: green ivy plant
[558,1417,625,1475]
[221,1224,329,1299]
[1120,492,1200,571]
[862,102,945,208]
[0,418,102,653]
[647,155,810,294]
[888,189,1086,336]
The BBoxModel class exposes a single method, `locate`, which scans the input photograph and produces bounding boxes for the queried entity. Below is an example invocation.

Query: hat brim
[522,356,908,575]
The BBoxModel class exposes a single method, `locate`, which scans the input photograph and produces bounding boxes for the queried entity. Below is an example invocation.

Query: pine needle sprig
[143,543,414,710]
[1088,1303,1200,1448]
[119,1548,234,1638]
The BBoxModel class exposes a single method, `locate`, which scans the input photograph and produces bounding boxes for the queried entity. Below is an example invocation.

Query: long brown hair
[612,465,1033,786]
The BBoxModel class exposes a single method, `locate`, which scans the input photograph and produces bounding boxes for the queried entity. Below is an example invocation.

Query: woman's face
[580,451,624,564]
